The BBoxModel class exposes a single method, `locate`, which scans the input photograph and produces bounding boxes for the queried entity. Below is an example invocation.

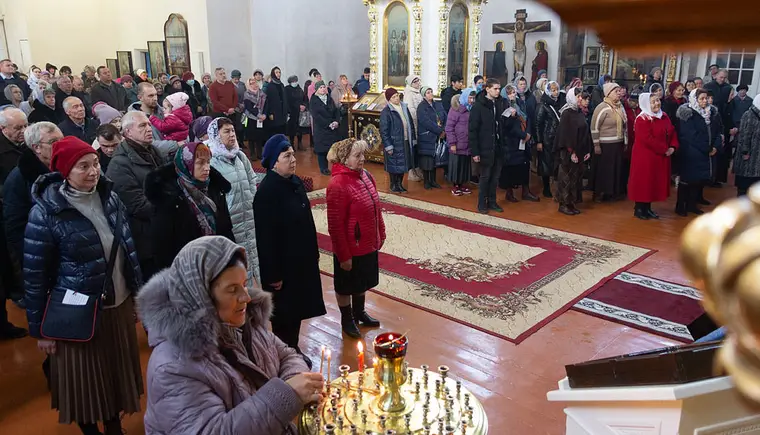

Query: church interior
[1,0,759,434]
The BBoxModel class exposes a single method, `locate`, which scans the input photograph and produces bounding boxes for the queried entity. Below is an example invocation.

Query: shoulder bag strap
[102,209,123,304]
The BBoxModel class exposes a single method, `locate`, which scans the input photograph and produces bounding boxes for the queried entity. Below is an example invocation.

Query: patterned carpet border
[309,189,655,344]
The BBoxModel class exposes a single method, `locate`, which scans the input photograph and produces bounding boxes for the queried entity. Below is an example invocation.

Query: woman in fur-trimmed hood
[137,236,322,435]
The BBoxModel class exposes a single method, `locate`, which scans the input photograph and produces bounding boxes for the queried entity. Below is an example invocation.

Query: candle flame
[372,357,378,366]
[389,334,394,340]
[357,341,364,352]
[326,349,332,358]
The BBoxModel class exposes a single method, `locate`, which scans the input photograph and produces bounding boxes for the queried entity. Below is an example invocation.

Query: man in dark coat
[105,111,166,280]
[58,96,100,144]
[90,65,129,112]
[309,80,342,175]
[54,75,92,119]
[0,107,28,337]
[440,74,464,113]
[354,67,371,97]
[0,59,32,106]
[254,134,326,367]
[704,69,735,184]
[469,78,507,214]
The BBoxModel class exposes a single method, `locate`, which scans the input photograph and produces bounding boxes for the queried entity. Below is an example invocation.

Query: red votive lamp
[373,332,408,359]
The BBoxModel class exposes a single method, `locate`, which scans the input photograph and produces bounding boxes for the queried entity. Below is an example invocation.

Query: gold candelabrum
[681,184,760,405]
[341,92,359,137]
[299,332,489,434]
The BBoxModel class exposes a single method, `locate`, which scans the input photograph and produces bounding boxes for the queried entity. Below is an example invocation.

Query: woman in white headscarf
[733,94,760,196]
[27,65,41,91]
[628,93,678,220]
[403,74,424,182]
[555,88,593,215]
[207,117,263,285]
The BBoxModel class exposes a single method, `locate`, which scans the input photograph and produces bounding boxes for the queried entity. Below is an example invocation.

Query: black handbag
[40,211,122,342]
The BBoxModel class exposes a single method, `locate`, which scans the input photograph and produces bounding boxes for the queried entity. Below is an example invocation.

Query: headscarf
[269,67,282,85]
[35,88,55,108]
[637,93,663,120]
[205,117,240,160]
[754,94,760,111]
[566,77,582,92]
[190,116,213,142]
[689,89,711,125]
[174,142,217,236]
[27,67,40,89]
[534,78,548,99]
[420,86,432,101]
[512,75,528,98]
[244,78,266,119]
[649,83,663,96]
[3,85,20,104]
[503,84,527,120]
[459,87,475,111]
[544,81,560,101]
[602,83,625,140]
[405,74,421,88]
[559,87,579,115]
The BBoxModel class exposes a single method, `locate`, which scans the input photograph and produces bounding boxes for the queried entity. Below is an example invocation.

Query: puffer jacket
[416,100,447,157]
[149,105,192,142]
[734,106,760,178]
[24,173,142,338]
[211,150,263,283]
[128,102,180,158]
[380,102,416,175]
[326,163,386,263]
[137,266,307,435]
[676,104,722,183]
[468,91,507,166]
[535,93,562,176]
[445,104,470,155]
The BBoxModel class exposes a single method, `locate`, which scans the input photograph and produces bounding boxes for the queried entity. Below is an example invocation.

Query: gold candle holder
[373,332,409,413]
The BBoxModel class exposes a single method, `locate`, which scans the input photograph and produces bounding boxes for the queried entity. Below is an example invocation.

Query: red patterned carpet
[309,190,653,343]
[573,272,705,342]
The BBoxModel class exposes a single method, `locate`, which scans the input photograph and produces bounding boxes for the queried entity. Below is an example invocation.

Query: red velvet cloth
[627,114,679,203]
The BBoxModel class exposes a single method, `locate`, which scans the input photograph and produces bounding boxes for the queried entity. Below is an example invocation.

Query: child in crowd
[150,91,192,141]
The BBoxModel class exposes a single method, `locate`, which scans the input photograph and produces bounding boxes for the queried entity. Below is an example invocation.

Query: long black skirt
[448,154,472,185]
[499,162,530,188]
[592,141,625,197]
[333,251,380,296]
[418,155,435,171]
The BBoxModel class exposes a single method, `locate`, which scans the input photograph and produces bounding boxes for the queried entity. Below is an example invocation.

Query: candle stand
[299,332,488,434]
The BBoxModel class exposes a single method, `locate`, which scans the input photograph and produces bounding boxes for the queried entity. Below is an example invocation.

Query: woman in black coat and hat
[253,134,326,367]
[264,66,288,142]
[380,87,416,193]
[309,80,342,176]
[499,84,540,203]
[144,142,235,271]
[535,80,563,198]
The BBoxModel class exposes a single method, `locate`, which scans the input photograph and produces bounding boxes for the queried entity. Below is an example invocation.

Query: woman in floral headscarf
[145,142,234,271]
[243,76,268,160]
[207,117,263,285]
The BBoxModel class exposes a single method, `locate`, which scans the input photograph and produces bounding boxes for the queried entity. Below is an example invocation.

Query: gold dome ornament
[681,183,760,405]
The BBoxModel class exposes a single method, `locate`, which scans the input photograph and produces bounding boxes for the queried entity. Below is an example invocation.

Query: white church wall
[0,0,209,76]
[248,0,370,86]
[479,0,561,86]
[206,0,253,76]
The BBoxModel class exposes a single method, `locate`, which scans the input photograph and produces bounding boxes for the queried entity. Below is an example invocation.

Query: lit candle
[326,349,332,383]
[357,341,365,372]
[319,345,325,375]
[372,357,379,370]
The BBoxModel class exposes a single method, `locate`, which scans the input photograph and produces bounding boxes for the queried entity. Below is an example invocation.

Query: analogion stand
[300,332,488,434]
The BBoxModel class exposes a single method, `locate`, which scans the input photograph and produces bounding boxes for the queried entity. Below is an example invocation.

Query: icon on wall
[164,13,191,76]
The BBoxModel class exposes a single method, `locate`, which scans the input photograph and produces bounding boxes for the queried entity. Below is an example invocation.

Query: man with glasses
[469,78,507,214]
[94,123,121,173]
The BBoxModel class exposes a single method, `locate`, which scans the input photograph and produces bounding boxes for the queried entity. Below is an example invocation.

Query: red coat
[628,114,679,203]
[624,105,641,158]
[326,163,386,263]
[150,105,193,141]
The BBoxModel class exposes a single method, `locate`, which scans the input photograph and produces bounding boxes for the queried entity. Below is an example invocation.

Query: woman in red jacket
[628,92,678,220]
[326,138,386,339]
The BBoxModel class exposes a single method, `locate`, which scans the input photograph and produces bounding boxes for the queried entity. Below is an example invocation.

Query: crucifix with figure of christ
[493,9,551,79]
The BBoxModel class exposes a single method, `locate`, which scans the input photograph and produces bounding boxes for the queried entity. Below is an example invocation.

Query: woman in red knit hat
[23,137,144,435]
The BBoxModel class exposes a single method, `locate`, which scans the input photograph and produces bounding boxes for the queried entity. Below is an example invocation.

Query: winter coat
[380,102,416,174]
[0,132,23,198]
[468,91,506,166]
[309,93,342,154]
[704,80,734,122]
[144,164,235,271]
[150,105,192,142]
[734,106,760,178]
[676,105,722,183]
[138,267,307,435]
[440,86,462,114]
[253,170,326,323]
[90,81,129,113]
[556,107,592,157]
[416,100,447,157]
[625,105,642,158]
[211,150,262,284]
[105,140,166,272]
[23,173,142,338]
[732,96,754,128]
[58,116,100,144]
[0,73,32,106]
[354,76,370,97]
[445,105,470,156]
[628,114,679,203]
[125,87,139,105]
[54,89,92,120]
[3,146,49,260]
[265,82,288,128]
[127,103,180,159]
[522,91,538,138]
[662,97,686,129]
[535,93,562,175]
[502,105,530,166]
[284,85,305,135]
[28,99,60,124]
[326,163,386,263]
[182,81,206,117]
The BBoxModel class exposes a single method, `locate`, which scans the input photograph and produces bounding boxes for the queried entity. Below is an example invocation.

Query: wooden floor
[0,145,735,434]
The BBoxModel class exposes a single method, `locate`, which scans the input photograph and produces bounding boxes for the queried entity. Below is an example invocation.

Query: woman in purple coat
[137,236,323,435]
[445,88,476,196]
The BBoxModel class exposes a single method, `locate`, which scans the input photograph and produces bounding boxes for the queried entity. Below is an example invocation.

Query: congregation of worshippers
[0,57,755,434]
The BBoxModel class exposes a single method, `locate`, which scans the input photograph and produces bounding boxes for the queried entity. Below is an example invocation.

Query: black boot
[687,185,705,215]
[77,423,103,435]
[542,176,553,198]
[339,305,362,338]
[634,203,650,220]
[398,175,408,192]
[390,175,403,193]
[104,417,123,435]
[505,188,519,203]
[423,170,433,190]
[522,185,540,202]
[697,186,711,205]
[352,294,381,327]
[645,203,659,219]
[675,184,688,217]
[430,170,442,189]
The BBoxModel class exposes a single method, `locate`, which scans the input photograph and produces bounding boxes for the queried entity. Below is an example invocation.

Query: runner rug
[573,272,705,343]
[308,190,652,344]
